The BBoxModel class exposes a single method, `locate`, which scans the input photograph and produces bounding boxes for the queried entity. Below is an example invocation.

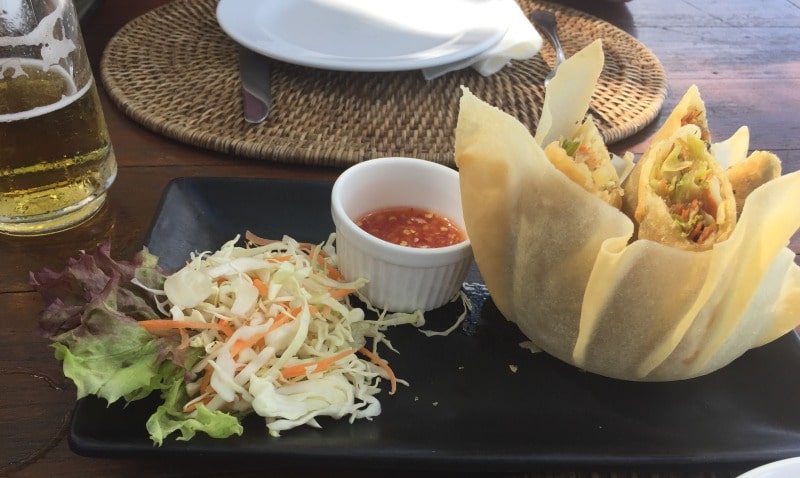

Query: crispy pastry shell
[455,88,800,381]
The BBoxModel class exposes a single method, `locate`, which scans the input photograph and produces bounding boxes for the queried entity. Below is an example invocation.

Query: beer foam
[0,2,76,80]
[0,62,87,123]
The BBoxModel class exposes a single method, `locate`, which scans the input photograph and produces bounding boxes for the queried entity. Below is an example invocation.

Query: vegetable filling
[650,133,722,244]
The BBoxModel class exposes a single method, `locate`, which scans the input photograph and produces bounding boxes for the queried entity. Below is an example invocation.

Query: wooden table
[2,0,799,476]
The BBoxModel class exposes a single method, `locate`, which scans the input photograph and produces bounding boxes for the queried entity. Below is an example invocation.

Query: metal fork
[530,10,565,87]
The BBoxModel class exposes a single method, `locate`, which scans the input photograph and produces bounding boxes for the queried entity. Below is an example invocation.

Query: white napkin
[422,0,542,80]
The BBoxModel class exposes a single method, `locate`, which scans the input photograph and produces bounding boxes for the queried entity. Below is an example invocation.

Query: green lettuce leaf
[50,280,188,403]
[31,242,245,445]
[146,373,243,446]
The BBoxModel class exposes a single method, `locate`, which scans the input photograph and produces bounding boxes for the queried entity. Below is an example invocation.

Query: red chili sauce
[355,206,466,248]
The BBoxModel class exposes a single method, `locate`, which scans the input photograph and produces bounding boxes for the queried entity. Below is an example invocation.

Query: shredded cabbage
[145,233,423,438]
[34,233,472,443]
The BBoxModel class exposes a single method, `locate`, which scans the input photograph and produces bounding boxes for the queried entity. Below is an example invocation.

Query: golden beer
[0,60,117,235]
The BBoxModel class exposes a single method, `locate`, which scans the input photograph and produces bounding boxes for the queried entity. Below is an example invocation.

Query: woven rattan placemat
[100,0,667,167]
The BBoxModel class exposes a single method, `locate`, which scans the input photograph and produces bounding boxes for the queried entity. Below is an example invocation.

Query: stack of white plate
[216,0,509,72]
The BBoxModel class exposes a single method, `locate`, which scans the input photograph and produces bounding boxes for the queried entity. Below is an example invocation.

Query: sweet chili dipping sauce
[355,206,466,248]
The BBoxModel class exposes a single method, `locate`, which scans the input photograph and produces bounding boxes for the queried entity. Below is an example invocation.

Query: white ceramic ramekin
[331,157,473,312]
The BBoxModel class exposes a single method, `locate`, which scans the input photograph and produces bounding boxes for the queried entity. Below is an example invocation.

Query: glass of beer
[0,0,117,235]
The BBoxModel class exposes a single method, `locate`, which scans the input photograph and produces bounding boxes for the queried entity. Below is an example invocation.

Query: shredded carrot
[139,319,229,333]
[697,223,717,245]
[244,230,275,246]
[328,288,356,300]
[230,308,302,358]
[183,394,213,413]
[230,333,266,358]
[316,255,344,280]
[217,319,234,337]
[252,278,269,297]
[359,347,397,395]
[184,365,217,413]
[673,203,689,221]
[199,364,214,393]
[325,263,344,281]
[280,348,355,379]
[178,327,190,350]
[271,306,302,329]
[267,313,293,333]
[689,218,705,242]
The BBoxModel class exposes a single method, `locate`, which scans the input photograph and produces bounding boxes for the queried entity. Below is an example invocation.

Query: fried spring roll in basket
[454,41,800,381]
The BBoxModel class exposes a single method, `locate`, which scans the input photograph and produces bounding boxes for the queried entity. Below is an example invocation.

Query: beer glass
[0,0,117,235]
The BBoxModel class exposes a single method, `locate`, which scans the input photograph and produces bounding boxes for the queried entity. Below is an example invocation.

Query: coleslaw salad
[31,232,440,444]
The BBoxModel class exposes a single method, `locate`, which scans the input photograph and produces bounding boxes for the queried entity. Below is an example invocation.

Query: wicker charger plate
[100,0,667,167]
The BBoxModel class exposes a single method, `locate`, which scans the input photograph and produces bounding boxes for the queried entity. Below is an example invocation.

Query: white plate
[216,0,508,72]
[739,457,800,477]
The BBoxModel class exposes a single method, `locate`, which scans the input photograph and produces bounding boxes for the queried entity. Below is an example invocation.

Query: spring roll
[726,150,782,216]
[543,115,634,208]
[622,86,712,220]
[710,129,782,216]
[532,38,633,208]
[634,124,737,251]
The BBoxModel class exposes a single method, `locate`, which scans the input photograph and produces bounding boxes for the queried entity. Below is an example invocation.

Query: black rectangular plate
[69,177,800,471]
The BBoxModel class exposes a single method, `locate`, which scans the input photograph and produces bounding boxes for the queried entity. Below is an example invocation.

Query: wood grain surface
[2,0,799,477]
